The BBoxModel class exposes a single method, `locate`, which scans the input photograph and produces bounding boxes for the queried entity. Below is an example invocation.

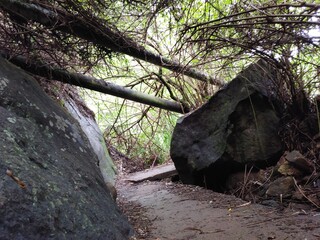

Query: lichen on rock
[0,57,132,239]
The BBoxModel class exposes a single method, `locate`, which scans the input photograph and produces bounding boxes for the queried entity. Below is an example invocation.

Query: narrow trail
[117,179,320,240]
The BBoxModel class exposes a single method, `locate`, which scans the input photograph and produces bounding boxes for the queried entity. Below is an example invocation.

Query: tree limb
[0,0,224,86]
[0,52,189,113]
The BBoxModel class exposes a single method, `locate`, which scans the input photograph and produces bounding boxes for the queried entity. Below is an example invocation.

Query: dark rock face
[170,60,283,191]
[0,57,132,239]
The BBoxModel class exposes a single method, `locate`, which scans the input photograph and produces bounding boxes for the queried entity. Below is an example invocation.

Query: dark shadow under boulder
[0,57,132,239]
[170,60,283,191]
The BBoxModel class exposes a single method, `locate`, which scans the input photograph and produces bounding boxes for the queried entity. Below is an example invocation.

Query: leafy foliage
[1,0,320,165]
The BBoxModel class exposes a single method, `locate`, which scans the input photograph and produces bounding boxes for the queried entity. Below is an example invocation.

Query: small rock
[266,177,295,197]
[284,150,314,174]
[276,154,302,177]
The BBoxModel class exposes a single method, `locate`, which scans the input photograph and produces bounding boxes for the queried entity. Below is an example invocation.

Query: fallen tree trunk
[0,52,189,113]
[0,0,224,86]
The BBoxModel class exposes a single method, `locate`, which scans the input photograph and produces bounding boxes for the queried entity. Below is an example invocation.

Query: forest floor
[116,171,320,240]
[110,146,320,239]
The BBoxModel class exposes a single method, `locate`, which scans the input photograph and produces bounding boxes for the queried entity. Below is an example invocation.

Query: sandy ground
[117,179,320,240]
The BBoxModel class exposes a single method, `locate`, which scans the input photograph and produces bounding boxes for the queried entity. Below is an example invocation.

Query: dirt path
[117,179,320,240]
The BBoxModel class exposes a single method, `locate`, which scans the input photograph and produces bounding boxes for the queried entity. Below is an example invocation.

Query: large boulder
[170,60,283,191]
[0,57,132,239]
[62,87,118,199]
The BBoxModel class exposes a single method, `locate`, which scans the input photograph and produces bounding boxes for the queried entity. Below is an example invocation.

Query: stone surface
[0,57,132,239]
[284,150,314,174]
[171,60,283,190]
[63,90,117,195]
[276,151,314,178]
[276,155,303,177]
[266,177,295,197]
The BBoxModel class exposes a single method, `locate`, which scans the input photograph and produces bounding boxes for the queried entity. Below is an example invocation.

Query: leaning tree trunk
[0,0,224,86]
[0,52,189,113]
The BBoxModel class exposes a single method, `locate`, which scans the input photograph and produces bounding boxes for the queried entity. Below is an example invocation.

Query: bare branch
[0,0,224,86]
[0,51,189,113]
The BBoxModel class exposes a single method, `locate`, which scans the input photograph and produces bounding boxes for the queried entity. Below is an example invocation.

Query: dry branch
[0,0,224,86]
